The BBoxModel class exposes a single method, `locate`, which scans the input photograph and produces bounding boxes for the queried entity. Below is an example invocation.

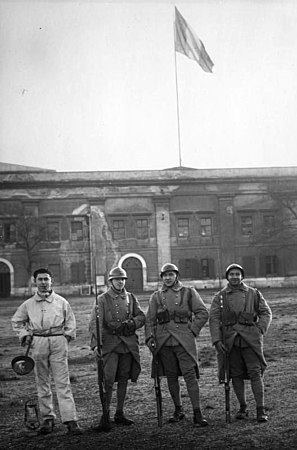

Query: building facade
[1,164,297,296]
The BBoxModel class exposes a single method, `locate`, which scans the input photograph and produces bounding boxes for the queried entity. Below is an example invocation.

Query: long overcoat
[89,287,145,382]
[145,281,209,378]
[209,282,272,379]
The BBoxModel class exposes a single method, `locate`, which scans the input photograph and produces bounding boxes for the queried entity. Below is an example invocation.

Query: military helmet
[160,263,179,277]
[225,263,244,279]
[108,266,127,281]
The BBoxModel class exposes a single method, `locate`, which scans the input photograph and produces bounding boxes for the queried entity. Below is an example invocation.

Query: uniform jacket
[209,282,272,374]
[11,291,76,341]
[145,281,209,377]
[89,287,145,382]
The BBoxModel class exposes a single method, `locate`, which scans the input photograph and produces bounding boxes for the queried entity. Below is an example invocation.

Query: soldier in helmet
[145,263,209,426]
[209,263,272,422]
[89,266,145,428]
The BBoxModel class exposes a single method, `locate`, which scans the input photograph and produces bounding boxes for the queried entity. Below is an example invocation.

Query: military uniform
[145,279,209,424]
[89,285,145,424]
[209,279,272,421]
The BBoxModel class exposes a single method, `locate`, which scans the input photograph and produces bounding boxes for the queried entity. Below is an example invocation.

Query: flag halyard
[175,7,214,73]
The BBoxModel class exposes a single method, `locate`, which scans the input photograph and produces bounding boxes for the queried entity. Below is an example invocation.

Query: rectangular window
[48,264,61,284]
[71,221,83,241]
[263,215,275,234]
[0,222,16,243]
[201,259,209,278]
[241,216,253,235]
[71,261,86,283]
[113,220,125,239]
[136,218,148,239]
[47,221,60,241]
[177,218,189,237]
[265,255,278,276]
[200,217,212,236]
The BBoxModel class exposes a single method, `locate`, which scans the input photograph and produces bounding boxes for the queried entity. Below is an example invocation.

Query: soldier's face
[111,277,126,291]
[227,270,243,286]
[162,271,178,287]
[35,273,52,292]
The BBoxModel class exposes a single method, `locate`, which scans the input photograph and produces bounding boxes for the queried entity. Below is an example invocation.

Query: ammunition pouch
[238,312,255,326]
[173,310,189,324]
[223,311,237,326]
[157,309,170,324]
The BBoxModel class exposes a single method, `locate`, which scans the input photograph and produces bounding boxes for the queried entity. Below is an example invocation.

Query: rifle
[151,342,162,427]
[94,267,110,432]
[220,293,231,424]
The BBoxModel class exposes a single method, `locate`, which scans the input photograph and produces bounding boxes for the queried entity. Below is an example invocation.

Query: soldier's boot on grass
[257,406,268,423]
[235,405,249,420]
[65,420,83,435]
[95,411,112,432]
[193,408,208,427]
[168,406,185,423]
[38,419,54,435]
[114,411,134,426]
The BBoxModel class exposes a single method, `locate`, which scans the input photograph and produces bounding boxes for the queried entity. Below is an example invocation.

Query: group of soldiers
[11,262,272,435]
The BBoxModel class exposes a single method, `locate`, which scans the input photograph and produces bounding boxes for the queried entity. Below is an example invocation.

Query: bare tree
[252,180,297,249]
[17,213,46,293]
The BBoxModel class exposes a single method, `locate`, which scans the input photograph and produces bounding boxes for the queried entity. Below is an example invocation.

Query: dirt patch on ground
[1,289,297,449]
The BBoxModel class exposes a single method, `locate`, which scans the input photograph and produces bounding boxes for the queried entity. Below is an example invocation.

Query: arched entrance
[122,257,144,292]
[0,261,11,297]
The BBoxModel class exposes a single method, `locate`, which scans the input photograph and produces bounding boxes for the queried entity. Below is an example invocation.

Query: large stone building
[1,162,297,296]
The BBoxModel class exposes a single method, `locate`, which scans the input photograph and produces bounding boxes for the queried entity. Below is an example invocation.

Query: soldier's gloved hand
[21,335,33,347]
[146,337,156,352]
[122,319,136,336]
[215,341,227,354]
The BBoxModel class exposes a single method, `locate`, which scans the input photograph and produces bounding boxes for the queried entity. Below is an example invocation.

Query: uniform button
[176,325,179,328]
[116,311,119,314]
[117,319,120,322]
[175,302,178,305]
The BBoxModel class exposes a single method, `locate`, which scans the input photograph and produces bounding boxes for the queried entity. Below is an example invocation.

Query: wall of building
[1,166,297,296]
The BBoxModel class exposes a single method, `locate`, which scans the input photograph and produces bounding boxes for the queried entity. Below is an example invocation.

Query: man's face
[227,269,243,287]
[111,277,126,291]
[35,273,52,293]
[162,270,178,287]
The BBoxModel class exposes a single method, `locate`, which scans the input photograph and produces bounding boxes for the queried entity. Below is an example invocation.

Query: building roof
[0,162,55,173]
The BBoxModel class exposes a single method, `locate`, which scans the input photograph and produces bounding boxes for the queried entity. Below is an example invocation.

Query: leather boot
[114,411,134,426]
[38,418,54,435]
[257,407,268,423]
[65,420,83,435]
[236,405,248,420]
[169,406,185,423]
[95,411,112,432]
[193,408,208,427]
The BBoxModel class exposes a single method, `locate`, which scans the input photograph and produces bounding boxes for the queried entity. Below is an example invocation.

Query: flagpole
[173,20,182,168]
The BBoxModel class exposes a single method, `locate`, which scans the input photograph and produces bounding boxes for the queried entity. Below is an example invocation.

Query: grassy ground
[0,288,296,449]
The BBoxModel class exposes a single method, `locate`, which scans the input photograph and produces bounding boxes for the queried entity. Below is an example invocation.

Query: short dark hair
[33,268,53,279]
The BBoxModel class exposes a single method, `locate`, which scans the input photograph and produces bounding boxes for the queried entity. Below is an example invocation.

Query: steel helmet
[225,263,244,279]
[108,266,128,281]
[160,263,179,278]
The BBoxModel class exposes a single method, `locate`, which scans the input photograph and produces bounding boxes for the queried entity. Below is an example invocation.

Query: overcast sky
[0,0,297,172]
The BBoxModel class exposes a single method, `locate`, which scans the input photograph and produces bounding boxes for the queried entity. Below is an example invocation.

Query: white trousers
[31,335,78,423]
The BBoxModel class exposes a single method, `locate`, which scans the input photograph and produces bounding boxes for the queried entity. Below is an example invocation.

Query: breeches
[104,351,133,389]
[32,336,77,423]
[229,345,262,379]
[159,345,197,383]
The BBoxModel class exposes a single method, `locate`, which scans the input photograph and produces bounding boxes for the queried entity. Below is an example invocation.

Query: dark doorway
[122,257,143,292]
[0,262,11,297]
